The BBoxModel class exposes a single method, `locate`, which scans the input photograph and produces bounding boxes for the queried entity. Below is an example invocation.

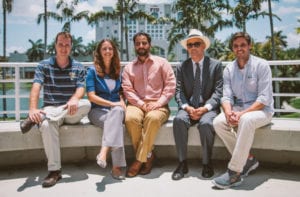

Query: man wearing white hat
[172,29,223,180]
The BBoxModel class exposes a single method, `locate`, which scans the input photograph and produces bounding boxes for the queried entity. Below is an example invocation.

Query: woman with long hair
[86,39,126,180]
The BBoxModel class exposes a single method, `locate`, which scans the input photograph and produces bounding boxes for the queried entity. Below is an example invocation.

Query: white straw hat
[180,29,210,50]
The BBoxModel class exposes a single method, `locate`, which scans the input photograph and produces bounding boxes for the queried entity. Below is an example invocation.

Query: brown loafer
[20,116,36,134]
[139,153,155,175]
[126,160,143,178]
[111,167,125,180]
[42,170,62,188]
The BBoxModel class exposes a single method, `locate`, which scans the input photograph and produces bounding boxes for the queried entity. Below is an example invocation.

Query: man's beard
[136,49,149,56]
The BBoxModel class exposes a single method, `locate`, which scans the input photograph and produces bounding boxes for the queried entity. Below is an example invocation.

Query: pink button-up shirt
[122,55,176,108]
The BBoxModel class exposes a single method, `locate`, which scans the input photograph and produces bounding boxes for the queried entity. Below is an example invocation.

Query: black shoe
[20,116,36,134]
[42,170,62,188]
[202,164,214,178]
[172,160,188,180]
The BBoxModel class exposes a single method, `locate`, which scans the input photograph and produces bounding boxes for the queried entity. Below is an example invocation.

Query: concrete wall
[0,118,300,168]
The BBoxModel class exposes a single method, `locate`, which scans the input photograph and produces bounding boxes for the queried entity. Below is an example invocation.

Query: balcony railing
[1,60,300,121]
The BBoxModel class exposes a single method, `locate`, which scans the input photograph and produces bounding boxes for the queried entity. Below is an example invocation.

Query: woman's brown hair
[93,39,121,80]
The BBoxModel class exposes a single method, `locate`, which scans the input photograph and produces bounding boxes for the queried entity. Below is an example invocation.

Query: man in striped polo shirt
[20,32,91,188]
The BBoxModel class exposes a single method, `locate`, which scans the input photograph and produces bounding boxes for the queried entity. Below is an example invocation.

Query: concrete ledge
[0,118,300,166]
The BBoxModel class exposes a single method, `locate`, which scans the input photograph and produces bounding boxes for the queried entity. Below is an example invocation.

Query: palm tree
[297,19,300,34]
[207,39,231,60]
[263,0,280,60]
[263,30,287,115]
[250,41,264,58]
[43,0,47,59]
[263,30,287,60]
[167,0,232,55]
[47,40,55,56]
[85,40,98,56]
[2,0,13,59]
[26,39,44,62]
[110,37,121,50]
[120,0,156,60]
[1,0,13,119]
[70,36,86,57]
[231,0,263,32]
[264,0,280,115]
[37,0,89,33]
[89,0,155,60]
[46,35,86,57]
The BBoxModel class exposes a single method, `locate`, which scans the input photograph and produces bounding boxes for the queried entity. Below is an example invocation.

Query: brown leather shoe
[126,160,143,178]
[42,170,62,188]
[111,167,125,180]
[20,116,36,134]
[139,153,156,175]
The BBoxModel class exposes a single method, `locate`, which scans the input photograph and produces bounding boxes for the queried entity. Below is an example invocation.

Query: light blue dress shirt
[221,55,274,114]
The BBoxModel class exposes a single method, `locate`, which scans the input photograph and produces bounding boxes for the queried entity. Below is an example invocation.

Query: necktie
[191,63,201,108]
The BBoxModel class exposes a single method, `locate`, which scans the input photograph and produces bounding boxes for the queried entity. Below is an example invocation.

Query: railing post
[15,66,20,121]
[274,65,281,117]
[1,67,7,120]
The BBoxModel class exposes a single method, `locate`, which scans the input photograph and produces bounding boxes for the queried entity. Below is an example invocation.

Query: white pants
[39,99,91,171]
[213,110,272,172]
[88,106,126,167]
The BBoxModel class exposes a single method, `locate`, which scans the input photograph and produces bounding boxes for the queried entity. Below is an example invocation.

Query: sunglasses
[187,42,202,48]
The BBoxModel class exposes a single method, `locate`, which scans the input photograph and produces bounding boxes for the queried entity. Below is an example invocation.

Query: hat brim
[180,36,210,50]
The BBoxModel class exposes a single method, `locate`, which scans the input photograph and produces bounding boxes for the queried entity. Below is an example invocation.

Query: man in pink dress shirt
[122,32,176,177]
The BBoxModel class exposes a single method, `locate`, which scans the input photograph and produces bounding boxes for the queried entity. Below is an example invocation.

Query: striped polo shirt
[33,56,86,107]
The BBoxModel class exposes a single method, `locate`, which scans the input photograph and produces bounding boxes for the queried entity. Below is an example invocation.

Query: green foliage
[26,39,44,62]
[167,0,232,54]
[290,98,300,109]
[37,0,89,33]
[88,0,156,61]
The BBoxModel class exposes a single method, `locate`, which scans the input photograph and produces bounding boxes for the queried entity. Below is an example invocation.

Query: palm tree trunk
[125,17,129,61]
[3,0,7,58]
[268,0,280,116]
[2,0,8,119]
[119,0,124,61]
[268,0,276,60]
[44,0,47,59]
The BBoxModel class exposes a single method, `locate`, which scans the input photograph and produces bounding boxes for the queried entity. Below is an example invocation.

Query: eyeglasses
[187,42,202,49]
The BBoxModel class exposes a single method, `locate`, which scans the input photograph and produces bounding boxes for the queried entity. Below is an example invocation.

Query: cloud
[282,0,299,3]
[276,7,300,15]
[139,0,173,3]
[9,0,44,18]
[260,1,270,11]
[286,32,300,48]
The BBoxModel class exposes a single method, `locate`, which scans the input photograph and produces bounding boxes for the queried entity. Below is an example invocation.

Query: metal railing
[0,60,300,121]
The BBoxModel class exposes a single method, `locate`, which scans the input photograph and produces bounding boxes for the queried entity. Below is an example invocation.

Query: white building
[95,3,186,61]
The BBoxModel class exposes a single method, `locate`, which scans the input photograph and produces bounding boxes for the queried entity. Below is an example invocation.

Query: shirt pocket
[245,75,258,93]
[148,71,162,89]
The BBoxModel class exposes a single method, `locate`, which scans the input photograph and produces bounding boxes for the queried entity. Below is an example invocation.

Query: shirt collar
[192,56,204,67]
[133,54,153,65]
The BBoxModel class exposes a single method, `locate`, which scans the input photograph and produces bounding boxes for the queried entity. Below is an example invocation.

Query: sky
[0,0,299,56]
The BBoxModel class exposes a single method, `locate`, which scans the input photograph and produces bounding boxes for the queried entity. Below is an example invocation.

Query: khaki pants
[39,99,91,171]
[213,110,272,172]
[125,104,170,162]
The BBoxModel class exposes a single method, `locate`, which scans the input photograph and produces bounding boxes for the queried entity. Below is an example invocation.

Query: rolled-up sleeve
[221,65,234,105]
[256,62,273,106]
